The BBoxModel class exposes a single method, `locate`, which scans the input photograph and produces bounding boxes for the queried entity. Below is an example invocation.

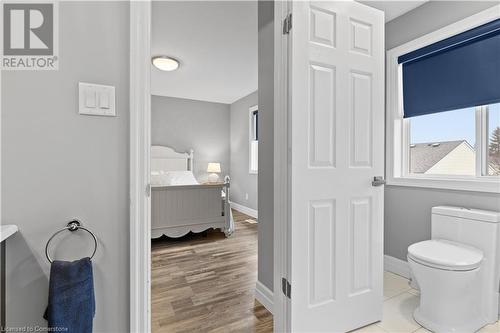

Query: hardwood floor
[151,210,273,333]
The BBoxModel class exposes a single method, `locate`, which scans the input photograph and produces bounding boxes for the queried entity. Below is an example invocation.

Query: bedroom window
[387,15,500,192]
[249,105,258,174]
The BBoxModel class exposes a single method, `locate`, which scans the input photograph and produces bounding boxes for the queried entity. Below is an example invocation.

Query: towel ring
[45,220,98,263]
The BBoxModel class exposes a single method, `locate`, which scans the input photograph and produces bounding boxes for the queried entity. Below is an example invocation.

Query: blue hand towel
[44,257,95,333]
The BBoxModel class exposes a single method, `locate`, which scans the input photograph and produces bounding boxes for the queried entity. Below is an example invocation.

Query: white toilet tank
[431,206,500,320]
[432,206,500,243]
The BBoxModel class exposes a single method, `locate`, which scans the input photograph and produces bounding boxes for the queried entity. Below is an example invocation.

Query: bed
[150,145,234,238]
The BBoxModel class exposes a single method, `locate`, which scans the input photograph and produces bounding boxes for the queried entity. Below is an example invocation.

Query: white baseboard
[255,280,273,314]
[230,201,258,219]
[384,255,410,279]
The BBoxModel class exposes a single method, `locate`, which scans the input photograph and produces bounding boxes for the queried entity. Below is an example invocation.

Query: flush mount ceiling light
[152,56,179,71]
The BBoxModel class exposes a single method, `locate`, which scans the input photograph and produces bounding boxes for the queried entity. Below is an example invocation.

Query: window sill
[387,176,500,193]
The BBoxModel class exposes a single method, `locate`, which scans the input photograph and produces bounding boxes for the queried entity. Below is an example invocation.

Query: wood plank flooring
[151,210,273,333]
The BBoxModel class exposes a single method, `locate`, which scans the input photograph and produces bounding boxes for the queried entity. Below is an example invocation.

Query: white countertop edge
[1,225,18,243]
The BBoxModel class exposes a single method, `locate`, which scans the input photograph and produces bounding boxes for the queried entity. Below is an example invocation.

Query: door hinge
[283,13,292,34]
[281,277,291,299]
[146,184,151,197]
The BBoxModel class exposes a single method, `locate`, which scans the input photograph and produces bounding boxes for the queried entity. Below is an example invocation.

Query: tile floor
[352,271,500,333]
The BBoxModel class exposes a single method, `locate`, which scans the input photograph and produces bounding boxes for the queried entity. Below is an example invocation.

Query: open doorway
[148,1,271,331]
[131,1,390,332]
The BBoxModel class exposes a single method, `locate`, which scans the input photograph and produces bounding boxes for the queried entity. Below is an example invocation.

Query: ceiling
[151,1,257,104]
[359,1,428,22]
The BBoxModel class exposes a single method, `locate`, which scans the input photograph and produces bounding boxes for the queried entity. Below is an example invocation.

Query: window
[386,10,500,193]
[409,107,476,176]
[408,105,499,177]
[249,105,258,174]
[487,104,500,175]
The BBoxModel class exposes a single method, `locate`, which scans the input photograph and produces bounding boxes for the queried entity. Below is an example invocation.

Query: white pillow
[151,171,169,185]
[150,170,199,186]
[164,171,199,185]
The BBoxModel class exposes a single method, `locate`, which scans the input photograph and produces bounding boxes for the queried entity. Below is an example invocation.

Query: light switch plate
[79,82,116,116]
[85,88,97,108]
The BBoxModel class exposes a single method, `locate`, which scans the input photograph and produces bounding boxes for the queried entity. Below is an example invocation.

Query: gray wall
[385,1,500,261]
[257,0,274,291]
[385,187,500,260]
[151,95,230,183]
[386,1,499,50]
[2,2,129,331]
[229,91,258,210]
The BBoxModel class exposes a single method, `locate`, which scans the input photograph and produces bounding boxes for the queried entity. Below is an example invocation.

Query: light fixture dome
[152,56,179,71]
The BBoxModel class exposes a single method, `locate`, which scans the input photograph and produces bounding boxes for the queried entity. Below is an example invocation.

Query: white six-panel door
[289,1,384,332]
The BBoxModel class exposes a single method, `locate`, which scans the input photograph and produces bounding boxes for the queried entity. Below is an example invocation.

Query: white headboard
[151,145,194,172]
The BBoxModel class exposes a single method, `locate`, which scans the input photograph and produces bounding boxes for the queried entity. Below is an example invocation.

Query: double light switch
[79,82,116,116]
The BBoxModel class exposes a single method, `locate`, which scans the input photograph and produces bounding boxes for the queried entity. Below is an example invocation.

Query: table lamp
[207,162,221,183]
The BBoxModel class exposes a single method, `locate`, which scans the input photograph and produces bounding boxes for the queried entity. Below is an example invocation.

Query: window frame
[249,105,258,174]
[386,5,500,193]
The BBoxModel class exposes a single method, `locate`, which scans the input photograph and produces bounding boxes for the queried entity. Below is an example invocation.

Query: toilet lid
[408,239,483,271]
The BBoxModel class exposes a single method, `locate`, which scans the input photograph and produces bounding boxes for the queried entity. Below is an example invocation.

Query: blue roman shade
[398,18,500,118]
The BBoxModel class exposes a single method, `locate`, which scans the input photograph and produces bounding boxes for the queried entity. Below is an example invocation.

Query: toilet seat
[408,239,483,271]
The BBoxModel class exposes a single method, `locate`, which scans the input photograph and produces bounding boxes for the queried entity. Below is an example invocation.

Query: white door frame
[273,1,291,332]
[129,1,289,332]
[130,1,152,332]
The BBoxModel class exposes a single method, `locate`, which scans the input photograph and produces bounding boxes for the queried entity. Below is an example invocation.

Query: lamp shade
[207,163,221,173]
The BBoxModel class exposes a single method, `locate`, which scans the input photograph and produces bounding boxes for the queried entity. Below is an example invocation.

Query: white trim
[387,177,500,193]
[476,107,486,177]
[255,280,274,314]
[0,39,2,235]
[385,256,419,290]
[230,201,258,219]
[130,3,287,331]
[273,1,291,332]
[130,1,151,332]
[384,255,410,279]
[386,5,500,194]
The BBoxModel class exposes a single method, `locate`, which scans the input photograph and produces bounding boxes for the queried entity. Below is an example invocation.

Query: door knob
[372,176,386,187]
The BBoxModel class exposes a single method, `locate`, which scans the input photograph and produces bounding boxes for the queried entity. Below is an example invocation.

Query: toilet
[408,206,500,333]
